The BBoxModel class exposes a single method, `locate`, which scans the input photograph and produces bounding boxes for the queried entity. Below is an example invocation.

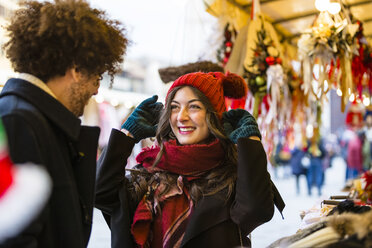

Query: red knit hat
[166,71,248,119]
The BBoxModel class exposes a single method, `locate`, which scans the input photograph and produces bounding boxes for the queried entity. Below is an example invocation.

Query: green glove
[222,109,261,144]
[121,95,163,143]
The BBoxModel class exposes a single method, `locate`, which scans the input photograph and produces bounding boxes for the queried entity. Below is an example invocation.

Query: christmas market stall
[203,0,372,163]
[199,0,372,246]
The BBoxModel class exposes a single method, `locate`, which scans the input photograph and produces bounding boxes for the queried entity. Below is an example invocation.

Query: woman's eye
[190,104,201,109]
[170,105,179,110]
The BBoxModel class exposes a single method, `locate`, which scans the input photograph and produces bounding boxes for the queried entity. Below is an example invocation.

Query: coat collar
[0,78,81,141]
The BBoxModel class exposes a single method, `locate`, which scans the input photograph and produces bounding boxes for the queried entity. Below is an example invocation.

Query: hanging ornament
[351,21,372,103]
[243,19,283,119]
[297,9,359,113]
[216,24,237,67]
[241,0,287,158]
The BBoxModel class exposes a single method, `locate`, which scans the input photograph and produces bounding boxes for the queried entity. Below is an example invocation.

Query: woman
[96,71,285,248]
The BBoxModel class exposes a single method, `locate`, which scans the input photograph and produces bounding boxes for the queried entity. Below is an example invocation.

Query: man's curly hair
[3,0,128,83]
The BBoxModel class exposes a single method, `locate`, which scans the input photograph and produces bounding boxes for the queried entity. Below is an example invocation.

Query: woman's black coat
[96,129,285,248]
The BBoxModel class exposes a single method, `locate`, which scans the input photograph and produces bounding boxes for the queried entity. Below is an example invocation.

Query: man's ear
[70,67,83,82]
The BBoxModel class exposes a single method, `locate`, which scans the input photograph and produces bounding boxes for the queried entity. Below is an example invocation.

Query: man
[0,0,127,247]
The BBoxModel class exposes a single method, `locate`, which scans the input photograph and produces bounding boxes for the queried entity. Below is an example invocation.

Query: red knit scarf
[136,138,224,176]
[131,139,224,248]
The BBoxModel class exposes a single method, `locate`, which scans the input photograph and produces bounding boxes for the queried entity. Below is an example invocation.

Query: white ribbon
[265,64,284,125]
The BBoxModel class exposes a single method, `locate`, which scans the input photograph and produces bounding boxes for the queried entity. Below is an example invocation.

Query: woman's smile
[178,126,196,134]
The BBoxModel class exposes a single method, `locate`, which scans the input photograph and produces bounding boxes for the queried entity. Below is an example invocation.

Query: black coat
[96,129,285,248]
[0,78,100,248]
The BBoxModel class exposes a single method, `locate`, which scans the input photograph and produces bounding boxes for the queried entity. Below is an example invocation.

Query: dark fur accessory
[158,61,223,84]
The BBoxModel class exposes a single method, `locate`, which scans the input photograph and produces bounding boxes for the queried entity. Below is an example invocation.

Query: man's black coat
[0,78,100,248]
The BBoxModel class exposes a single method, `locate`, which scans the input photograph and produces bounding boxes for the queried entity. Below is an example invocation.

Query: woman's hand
[222,109,261,144]
[121,95,163,143]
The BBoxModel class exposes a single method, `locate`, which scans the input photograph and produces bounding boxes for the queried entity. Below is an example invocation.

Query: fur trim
[222,71,248,99]
[158,61,223,84]
[327,210,372,239]
[0,164,51,242]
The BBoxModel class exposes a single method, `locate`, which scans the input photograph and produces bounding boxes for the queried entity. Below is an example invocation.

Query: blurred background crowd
[271,102,372,198]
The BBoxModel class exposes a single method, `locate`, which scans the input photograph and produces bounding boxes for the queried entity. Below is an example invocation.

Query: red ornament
[276,57,282,64]
[225,41,233,47]
[265,56,275,66]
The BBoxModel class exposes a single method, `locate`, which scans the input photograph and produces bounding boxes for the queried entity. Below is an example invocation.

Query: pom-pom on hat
[166,71,248,119]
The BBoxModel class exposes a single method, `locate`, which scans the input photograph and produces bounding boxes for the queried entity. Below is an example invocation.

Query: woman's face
[170,86,210,145]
